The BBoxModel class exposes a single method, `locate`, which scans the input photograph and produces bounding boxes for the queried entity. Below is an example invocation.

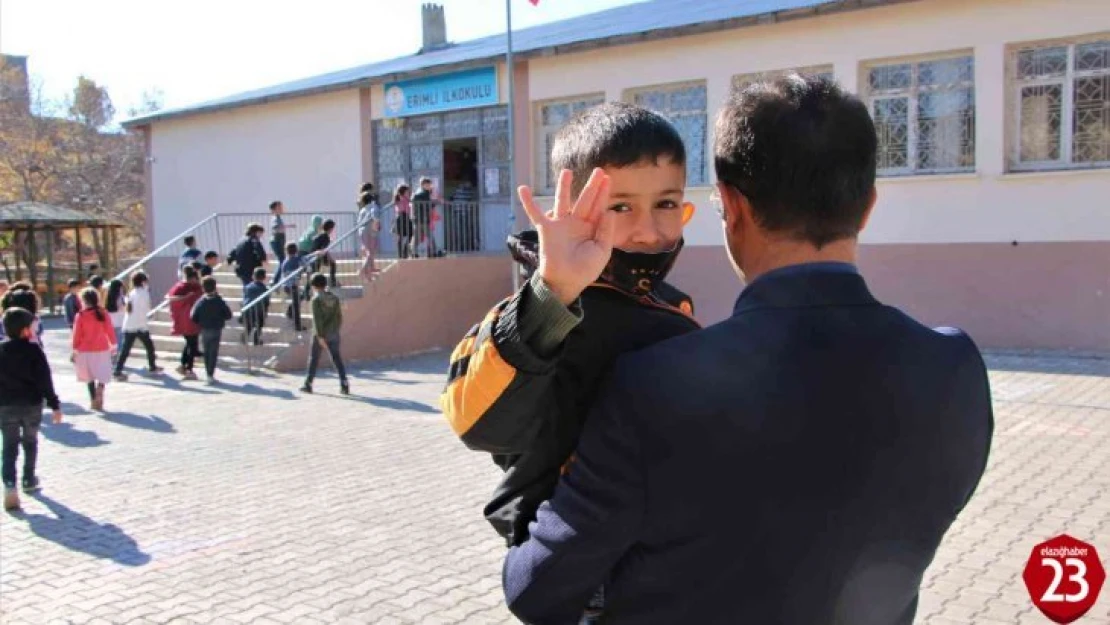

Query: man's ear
[858,185,877,233]
[20,326,32,340]
[720,183,749,237]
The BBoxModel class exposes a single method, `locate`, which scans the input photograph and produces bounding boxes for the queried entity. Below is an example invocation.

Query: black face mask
[598,239,684,297]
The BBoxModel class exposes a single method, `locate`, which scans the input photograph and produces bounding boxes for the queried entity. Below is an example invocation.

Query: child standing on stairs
[190,276,232,385]
[72,288,117,411]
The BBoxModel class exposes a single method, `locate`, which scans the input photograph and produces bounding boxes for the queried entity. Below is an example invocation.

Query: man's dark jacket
[504,263,994,625]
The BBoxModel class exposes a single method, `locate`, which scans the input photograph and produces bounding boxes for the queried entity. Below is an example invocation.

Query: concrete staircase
[142,258,384,370]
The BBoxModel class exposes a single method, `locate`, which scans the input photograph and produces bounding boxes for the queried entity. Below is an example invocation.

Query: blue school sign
[383,67,499,118]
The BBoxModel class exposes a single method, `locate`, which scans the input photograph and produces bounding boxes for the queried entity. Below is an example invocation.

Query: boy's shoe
[340,381,350,395]
[148,366,164,375]
[112,372,129,382]
[21,476,41,494]
[3,485,18,511]
[175,365,187,375]
[205,376,216,386]
[300,383,312,394]
[183,370,199,381]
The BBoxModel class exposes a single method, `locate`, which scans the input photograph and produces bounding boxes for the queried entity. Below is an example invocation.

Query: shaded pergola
[0,201,126,311]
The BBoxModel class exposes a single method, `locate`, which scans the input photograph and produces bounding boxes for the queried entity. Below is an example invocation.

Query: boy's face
[602,158,688,253]
[206,257,218,267]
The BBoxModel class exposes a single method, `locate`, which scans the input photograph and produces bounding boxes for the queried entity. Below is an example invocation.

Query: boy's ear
[681,202,696,225]
[20,326,32,340]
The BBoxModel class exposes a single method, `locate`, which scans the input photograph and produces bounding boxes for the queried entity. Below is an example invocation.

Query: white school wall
[148,89,364,246]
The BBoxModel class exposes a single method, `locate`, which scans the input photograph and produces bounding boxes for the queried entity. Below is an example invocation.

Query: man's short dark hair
[322,219,335,232]
[269,201,282,211]
[67,279,81,289]
[551,101,687,196]
[285,242,299,255]
[419,177,432,186]
[252,267,266,281]
[3,307,33,339]
[184,236,196,247]
[246,223,264,237]
[132,271,148,287]
[715,74,877,248]
[204,250,219,260]
[183,266,199,281]
[310,273,328,289]
[201,276,218,294]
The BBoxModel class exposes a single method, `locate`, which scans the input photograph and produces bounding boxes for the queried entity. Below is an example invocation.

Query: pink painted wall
[668,242,1110,353]
[276,256,514,371]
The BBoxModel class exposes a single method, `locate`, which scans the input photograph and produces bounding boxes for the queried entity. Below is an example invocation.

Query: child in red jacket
[72,288,117,411]
[166,265,203,380]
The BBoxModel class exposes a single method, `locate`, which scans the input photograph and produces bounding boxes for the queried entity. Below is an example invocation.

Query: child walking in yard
[113,272,162,381]
[62,279,82,329]
[0,307,62,511]
[72,288,117,411]
[0,283,43,346]
[167,266,203,380]
[300,273,348,395]
[105,278,126,360]
[190,276,232,385]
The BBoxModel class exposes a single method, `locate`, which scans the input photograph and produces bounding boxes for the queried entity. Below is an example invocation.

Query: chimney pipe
[421,3,448,53]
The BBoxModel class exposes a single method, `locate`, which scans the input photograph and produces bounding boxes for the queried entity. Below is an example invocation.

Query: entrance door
[442,138,479,253]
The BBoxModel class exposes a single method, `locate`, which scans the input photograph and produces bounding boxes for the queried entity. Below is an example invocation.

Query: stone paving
[0,324,1108,624]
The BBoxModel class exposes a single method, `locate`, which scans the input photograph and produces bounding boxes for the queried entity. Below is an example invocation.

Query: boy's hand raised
[518,168,615,306]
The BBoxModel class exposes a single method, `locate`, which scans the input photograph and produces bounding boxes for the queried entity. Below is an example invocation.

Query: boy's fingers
[573,168,606,220]
[517,186,547,226]
[583,174,611,225]
[595,209,617,249]
[555,169,573,218]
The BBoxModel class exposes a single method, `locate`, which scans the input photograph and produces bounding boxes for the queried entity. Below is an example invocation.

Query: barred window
[534,94,605,193]
[1011,37,1110,170]
[864,54,976,176]
[627,81,708,185]
[733,65,834,93]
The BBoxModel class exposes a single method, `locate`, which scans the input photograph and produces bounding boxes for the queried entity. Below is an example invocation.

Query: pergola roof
[0,201,125,229]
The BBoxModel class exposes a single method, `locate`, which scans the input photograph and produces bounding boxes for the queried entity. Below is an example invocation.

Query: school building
[124,0,1110,354]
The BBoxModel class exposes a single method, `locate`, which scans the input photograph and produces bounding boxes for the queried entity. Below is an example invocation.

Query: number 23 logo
[1040,558,1089,603]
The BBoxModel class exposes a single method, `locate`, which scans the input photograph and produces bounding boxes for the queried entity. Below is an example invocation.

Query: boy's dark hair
[310,273,328,289]
[67,278,81,289]
[245,223,264,237]
[89,275,104,289]
[204,250,219,260]
[184,235,196,247]
[715,74,877,248]
[358,191,376,208]
[269,200,282,211]
[252,267,266,281]
[552,101,687,196]
[419,177,432,186]
[2,306,33,339]
[359,182,374,194]
[183,266,199,281]
[285,242,298,255]
[322,219,335,232]
[132,271,148,288]
[2,285,38,314]
[201,276,218,294]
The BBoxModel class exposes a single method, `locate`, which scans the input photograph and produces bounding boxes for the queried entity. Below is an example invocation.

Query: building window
[1011,37,1110,171]
[864,54,975,176]
[535,94,605,193]
[732,65,834,93]
[628,82,708,185]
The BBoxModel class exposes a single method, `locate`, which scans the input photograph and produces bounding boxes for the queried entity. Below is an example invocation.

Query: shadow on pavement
[8,494,150,567]
[216,382,297,400]
[99,411,176,434]
[40,420,110,448]
[143,375,221,395]
[328,393,439,414]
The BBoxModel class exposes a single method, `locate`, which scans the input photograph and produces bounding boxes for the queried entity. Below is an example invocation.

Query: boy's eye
[655,200,679,210]
[608,203,633,213]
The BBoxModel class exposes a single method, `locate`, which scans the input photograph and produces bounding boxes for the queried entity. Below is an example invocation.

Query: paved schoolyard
[0,324,1107,624]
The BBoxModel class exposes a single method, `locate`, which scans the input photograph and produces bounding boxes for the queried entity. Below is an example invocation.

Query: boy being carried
[440,103,700,621]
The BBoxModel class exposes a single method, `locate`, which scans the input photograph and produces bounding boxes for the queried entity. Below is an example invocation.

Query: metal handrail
[236,211,377,319]
[113,213,219,284]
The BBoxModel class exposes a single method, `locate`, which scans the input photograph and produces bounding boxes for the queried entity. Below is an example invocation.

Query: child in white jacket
[112,272,163,380]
